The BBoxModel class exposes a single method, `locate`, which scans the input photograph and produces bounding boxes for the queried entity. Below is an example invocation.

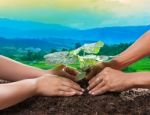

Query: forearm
[0,79,37,110]
[105,30,150,69]
[0,55,47,81]
[129,72,150,89]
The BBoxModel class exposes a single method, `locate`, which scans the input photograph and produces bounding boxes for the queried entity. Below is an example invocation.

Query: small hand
[88,67,133,95]
[48,65,79,81]
[35,74,84,96]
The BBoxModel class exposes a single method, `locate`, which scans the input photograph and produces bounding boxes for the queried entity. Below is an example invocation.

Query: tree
[50,49,57,53]
[20,50,44,61]
[61,48,68,51]
[75,42,82,49]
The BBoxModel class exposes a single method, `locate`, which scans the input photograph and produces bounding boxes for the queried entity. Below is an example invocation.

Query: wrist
[27,78,39,96]
[128,73,150,88]
[32,75,49,96]
[124,73,137,89]
[102,61,121,70]
[20,79,38,97]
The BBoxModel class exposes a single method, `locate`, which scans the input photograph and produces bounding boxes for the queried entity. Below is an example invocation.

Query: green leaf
[44,41,106,75]
[69,41,104,55]
[76,72,86,81]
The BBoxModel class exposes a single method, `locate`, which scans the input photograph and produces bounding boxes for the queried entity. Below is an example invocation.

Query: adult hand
[35,74,84,96]
[88,67,133,95]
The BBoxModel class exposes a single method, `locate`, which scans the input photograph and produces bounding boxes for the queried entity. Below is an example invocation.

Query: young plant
[44,41,111,81]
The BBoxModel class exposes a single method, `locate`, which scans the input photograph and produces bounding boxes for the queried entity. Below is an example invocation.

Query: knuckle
[66,87,71,91]
[57,85,62,90]
[68,83,75,88]
[67,82,72,86]
[103,75,109,81]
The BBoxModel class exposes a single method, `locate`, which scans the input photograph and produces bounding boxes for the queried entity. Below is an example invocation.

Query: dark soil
[1,79,150,115]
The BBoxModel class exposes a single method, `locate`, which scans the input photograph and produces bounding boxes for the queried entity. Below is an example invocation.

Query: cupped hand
[35,74,84,96]
[48,65,79,81]
[87,67,133,95]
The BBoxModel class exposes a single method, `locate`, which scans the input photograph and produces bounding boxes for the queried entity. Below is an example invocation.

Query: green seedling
[44,41,111,81]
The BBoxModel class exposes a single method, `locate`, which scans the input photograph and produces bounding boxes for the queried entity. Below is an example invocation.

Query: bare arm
[0,56,78,81]
[0,79,36,110]
[105,30,150,69]
[0,74,83,110]
[86,30,150,79]
[0,55,47,81]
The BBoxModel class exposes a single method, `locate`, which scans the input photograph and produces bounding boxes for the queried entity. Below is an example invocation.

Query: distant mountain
[0,38,83,50]
[81,26,150,44]
[0,18,79,39]
[0,18,150,50]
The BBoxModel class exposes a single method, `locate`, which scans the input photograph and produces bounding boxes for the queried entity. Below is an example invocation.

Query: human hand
[87,67,134,95]
[47,65,79,81]
[35,74,84,96]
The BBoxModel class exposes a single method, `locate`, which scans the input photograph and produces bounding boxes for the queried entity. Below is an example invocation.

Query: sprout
[44,41,112,80]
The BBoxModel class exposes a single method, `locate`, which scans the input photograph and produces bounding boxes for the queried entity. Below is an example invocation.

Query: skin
[88,67,150,95]
[87,30,150,95]
[0,56,83,110]
[0,56,78,81]
[0,74,83,110]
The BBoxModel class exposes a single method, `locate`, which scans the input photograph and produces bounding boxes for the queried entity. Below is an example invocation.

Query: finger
[89,81,105,93]
[60,86,83,95]
[87,76,103,90]
[90,86,108,96]
[63,66,79,76]
[62,78,84,92]
[60,71,76,81]
[88,76,97,84]
[50,70,76,81]
[57,91,76,96]
[88,71,105,89]
[54,64,66,70]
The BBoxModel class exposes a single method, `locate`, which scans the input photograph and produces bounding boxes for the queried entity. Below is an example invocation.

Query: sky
[0,0,150,29]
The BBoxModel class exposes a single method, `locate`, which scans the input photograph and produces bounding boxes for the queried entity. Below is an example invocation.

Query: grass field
[21,57,150,72]
[124,57,150,72]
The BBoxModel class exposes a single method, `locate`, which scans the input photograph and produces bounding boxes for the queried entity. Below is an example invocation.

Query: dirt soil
[0,79,150,115]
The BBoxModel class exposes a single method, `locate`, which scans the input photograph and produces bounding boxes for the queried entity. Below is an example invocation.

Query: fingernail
[82,89,85,92]
[91,92,95,95]
[71,92,76,94]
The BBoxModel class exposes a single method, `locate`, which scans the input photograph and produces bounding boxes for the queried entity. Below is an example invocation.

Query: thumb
[63,66,79,76]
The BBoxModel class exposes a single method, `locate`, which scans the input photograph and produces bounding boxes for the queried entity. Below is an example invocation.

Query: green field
[22,57,150,72]
[124,57,150,72]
